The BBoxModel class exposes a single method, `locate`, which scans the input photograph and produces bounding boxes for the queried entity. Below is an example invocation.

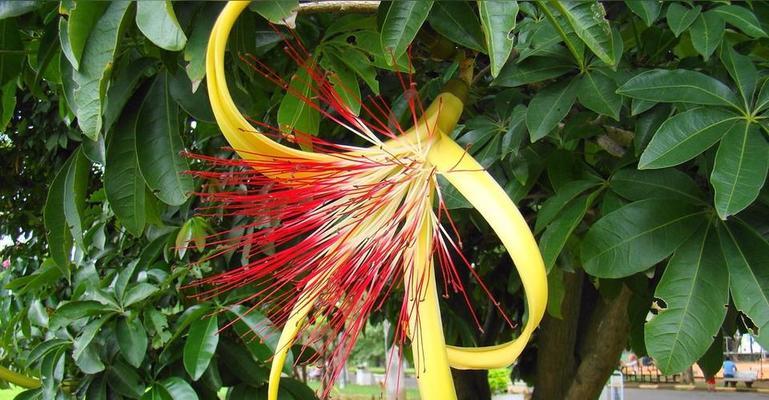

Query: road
[625,388,769,399]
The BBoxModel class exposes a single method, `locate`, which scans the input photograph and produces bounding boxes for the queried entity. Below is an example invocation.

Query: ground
[626,388,769,399]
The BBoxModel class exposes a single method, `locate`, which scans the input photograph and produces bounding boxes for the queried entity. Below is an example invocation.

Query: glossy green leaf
[250,0,299,28]
[0,79,15,130]
[551,0,614,66]
[136,73,193,206]
[630,98,656,116]
[526,79,576,141]
[168,69,215,123]
[719,44,757,109]
[140,384,172,400]
[325,46,379,94]
[0,1,37,20]
[634,103,670,156]
[217,339,269,386]
[689,11,724,61]
[123,283,159,308]
[576,70,621,120]
[757,78,769,114]
[228,305,292,372]
[161,377,199,400]
[183,3,221,88]
[645,224,728,374]
[493,57,574,87]
[183,315,219,381]
[136,1,187,51]
[535,179,602,234]
[380,1,434,60]
[610,168,703,204]
[108,360,146,399]
[625,0,661,27]
[0,19,24,84]
[64,2,108,70]
[581,198,705,278]
[103,57,156,133]
[323,52,361,115]
[478,0,518,77]
[536,1,585,66]
[697,333,724,378]
[72,1,132,140]
[719,221,769,348]
[638,108,741,169]
[105,104,146,237]
[73,314,112,362]
[427,1,485,53]
[278,65,320,145]
[711,122,769,219]
[44,147,89,274]
[666,3,701,37]
[540,192,597,270]
[617,69,740,109]
[117,317,148,368]
[49,301,108,329]
[711,5,768,39]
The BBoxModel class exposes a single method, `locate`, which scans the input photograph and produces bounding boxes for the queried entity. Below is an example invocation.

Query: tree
[1,1,769,400]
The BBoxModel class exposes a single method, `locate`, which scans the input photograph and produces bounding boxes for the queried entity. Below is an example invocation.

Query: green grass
[0,387,22,400]
[307,381,420,399]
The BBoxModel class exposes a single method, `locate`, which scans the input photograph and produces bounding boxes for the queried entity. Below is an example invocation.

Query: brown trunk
[565,284,632,400]
[532,270,584,400]
[452,369,491,400]
[533,272,634,400]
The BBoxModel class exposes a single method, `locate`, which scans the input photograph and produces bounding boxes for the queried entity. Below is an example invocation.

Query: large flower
[197,3,547,399]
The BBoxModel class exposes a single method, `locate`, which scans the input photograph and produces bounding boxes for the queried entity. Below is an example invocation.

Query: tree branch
[298,1,380,14]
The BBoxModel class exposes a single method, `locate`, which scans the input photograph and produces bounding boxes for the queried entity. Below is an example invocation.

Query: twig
[298,1,380,14]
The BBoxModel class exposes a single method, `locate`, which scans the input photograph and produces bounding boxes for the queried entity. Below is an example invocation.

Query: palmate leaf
[719,44,757,109]
[645,224,728,375]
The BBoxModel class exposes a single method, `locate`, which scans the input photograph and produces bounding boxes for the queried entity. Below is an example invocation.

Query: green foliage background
[1,0,769,399]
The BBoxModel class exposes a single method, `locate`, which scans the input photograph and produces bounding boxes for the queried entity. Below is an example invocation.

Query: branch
[298,1,380,14]
[0,365,40,389]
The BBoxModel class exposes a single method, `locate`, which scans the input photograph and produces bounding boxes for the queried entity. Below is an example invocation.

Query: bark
[452,369,491,400]
[532,270,584,400]
[532,271,634,400]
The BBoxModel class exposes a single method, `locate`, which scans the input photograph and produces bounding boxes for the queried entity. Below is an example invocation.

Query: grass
[307,381,421,399]
[0,387,22,400]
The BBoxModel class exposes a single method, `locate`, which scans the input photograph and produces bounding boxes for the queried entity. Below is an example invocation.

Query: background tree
[1,1,769,400]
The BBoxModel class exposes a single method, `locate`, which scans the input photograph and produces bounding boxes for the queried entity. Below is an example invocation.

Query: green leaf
[44,147,89,275]
[0,19,24,84]
[380,1,434,60]
[625,0,661,27]
[638,108,741,169]
[0,80,15,131]
[617,69,740,109]
[280,377,319,400]
[140,385,172,400]
[50,301,108,329]
[427,1,485,53]
[103,58,156,133]
[136,73,193,206]
[697,333,724,378]
[277,65,320,145]
[168,69,215,123]
[610,168,703,204]
[71,1,132,140]
[184,315,219,381]
[123,283,159,308]
[73,314,113,362]
[325,46,379,94]
[117,317,148,368]
[183,3,221,88]
[64,2,108,70]
[645,224,728,374]
[550,1,614,66]
[478,0,518,77]
[0,1,37,19]
[576,70,621,120]
[161,377,199,400]
[757,78,769,114]
[322,53,361,115]
[540,192,597,270]
[665,3,701,37]
[719,221,769,348]
[217,339,269,386]
[136,0,187,51]
[228,305,292,372]
[526,79,576,141]
[493,57,574,87]
[536,1,585,66]
[711,5,768,39]
[689,11,724,61]
[250,0,299,28]
[710,122,769,219]
[535,179,602,234]
[105,103,146,237]
[634,103,670,156]
[581,198,705,278]
[719,44,757,109]
[108,360,146,399]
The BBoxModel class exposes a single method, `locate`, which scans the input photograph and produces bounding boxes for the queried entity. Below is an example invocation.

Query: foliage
[1,1,769,399]
[487,368,512,394]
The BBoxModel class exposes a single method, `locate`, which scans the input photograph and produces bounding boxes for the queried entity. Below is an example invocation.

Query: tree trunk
[452,369,491,400]
[533,271,634,400]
